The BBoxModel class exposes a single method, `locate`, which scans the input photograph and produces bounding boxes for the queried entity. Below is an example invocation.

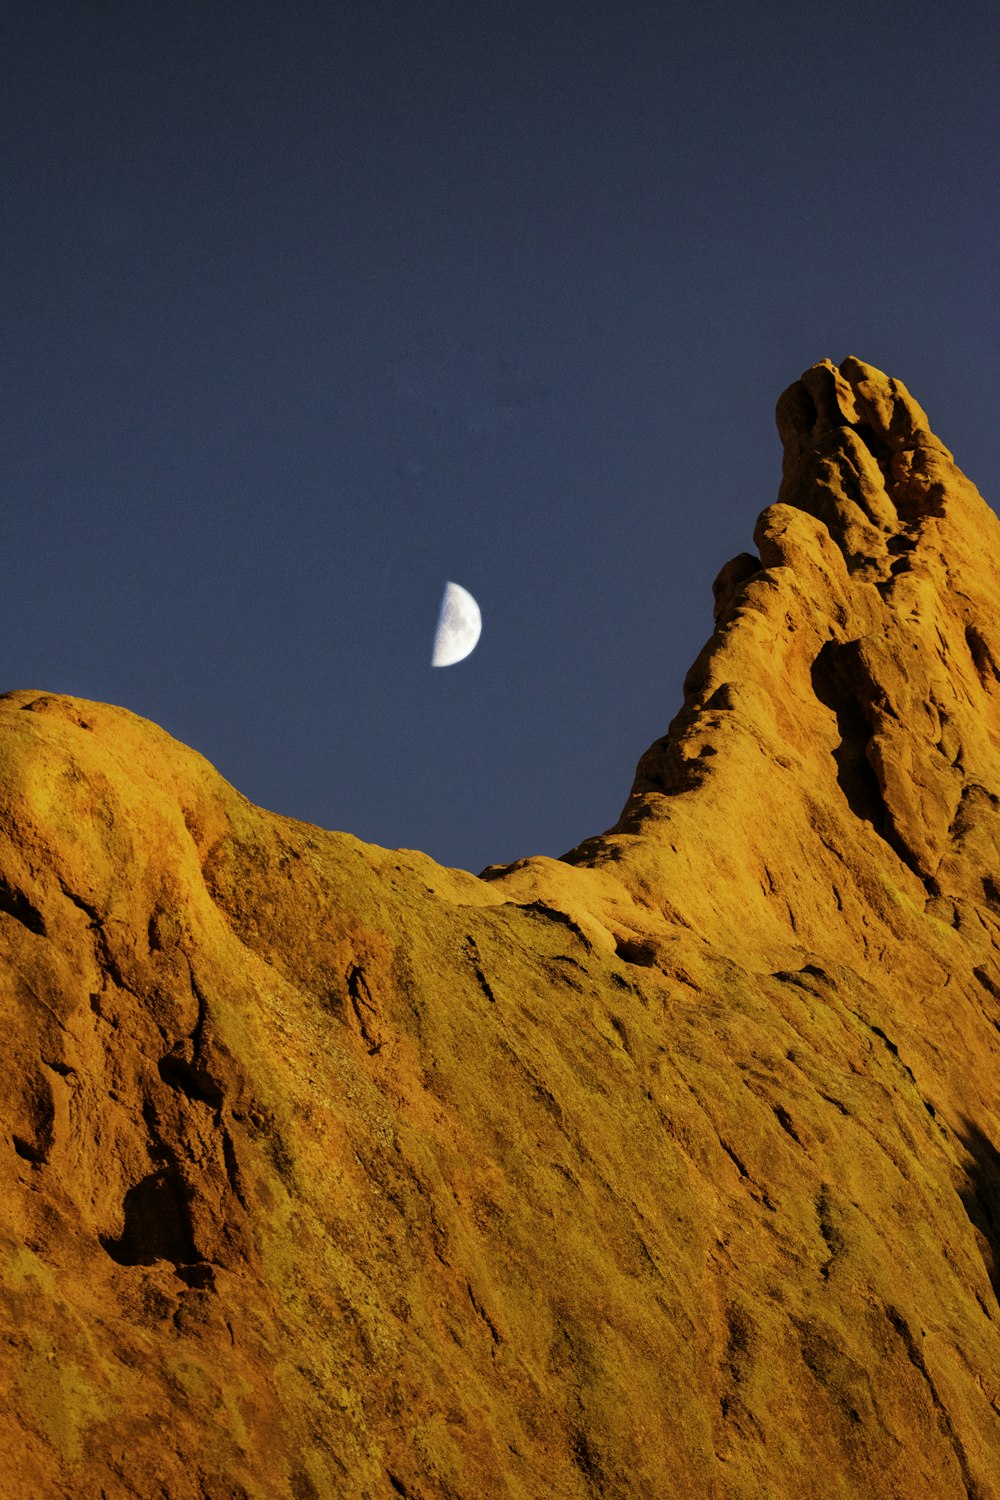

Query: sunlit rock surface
[2,358,1000,1498]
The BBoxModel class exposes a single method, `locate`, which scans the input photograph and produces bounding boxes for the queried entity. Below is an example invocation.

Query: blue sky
[2,0,997,871]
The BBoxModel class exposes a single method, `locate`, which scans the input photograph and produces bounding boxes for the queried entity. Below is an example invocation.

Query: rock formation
[2,357,1000,1498]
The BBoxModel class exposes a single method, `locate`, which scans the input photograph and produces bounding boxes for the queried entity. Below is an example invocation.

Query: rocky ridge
[2,358,1000,1498]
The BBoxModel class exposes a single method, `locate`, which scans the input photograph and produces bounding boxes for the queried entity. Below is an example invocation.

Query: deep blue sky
[3,2,997,872]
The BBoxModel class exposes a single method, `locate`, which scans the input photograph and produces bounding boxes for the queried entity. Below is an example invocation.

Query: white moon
[431,581,482,667]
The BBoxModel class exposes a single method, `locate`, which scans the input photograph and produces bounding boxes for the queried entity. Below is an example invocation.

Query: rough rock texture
[3,358,1000,1499]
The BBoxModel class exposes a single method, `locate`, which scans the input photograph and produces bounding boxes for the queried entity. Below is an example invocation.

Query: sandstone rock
[2,359,1000,1498]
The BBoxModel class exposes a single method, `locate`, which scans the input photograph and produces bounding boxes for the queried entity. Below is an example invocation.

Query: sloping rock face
[2,358,1000,1499]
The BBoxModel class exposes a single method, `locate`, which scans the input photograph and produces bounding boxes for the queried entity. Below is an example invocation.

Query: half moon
[432,581,482,667]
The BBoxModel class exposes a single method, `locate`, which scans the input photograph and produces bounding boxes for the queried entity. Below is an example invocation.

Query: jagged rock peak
[775,355,977,552]
[538,357,1000,977]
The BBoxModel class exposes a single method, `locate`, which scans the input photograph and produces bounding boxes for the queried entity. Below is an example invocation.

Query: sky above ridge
[2,0,997,872]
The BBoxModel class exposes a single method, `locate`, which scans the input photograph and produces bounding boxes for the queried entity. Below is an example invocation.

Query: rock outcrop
[2,358,1000,1499]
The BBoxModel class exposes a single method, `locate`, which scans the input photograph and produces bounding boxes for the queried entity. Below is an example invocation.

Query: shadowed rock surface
[2,358,1000,1498]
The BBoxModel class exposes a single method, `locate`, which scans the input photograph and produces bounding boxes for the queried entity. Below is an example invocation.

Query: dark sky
[3,2,997,873]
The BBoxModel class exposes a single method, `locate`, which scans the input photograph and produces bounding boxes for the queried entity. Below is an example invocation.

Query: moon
[432,581,482,667]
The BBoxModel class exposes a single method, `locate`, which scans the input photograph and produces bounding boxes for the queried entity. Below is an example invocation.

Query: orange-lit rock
[2,358,1000,1498]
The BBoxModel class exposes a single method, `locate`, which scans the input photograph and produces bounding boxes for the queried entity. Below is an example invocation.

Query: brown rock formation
[2,357,1000,1498]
